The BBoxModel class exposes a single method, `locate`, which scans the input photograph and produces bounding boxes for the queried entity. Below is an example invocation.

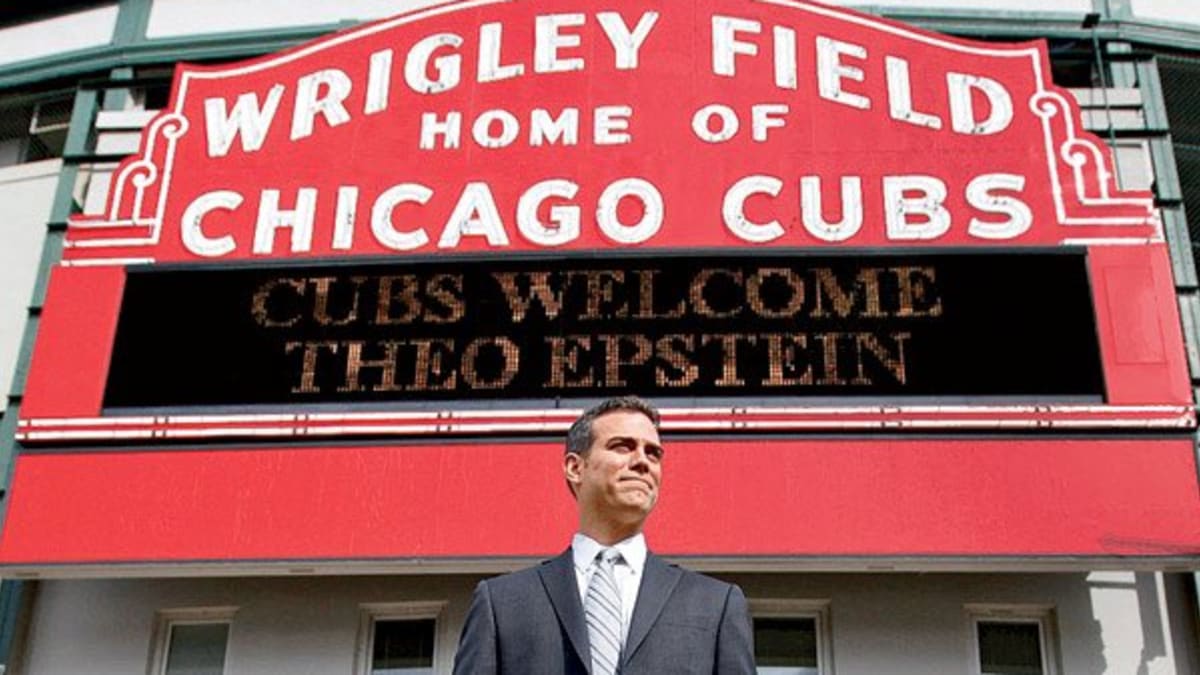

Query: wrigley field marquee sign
[66,0,1157,260]
[18,0,1192,441]
[5,0,1200,573]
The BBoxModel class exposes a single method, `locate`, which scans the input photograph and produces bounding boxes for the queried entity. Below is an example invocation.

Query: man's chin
[620,496,657,514]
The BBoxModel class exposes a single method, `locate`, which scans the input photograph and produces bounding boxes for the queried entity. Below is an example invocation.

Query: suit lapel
[537,549,592,672]
[622,552,683,666]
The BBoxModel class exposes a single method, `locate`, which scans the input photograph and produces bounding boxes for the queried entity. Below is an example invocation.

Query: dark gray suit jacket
[452,550,755,674]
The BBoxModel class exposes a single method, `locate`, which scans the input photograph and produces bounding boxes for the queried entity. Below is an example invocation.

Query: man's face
[565,410,664,527]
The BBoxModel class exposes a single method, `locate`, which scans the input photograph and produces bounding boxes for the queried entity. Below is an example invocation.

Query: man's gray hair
[565,396,660,455]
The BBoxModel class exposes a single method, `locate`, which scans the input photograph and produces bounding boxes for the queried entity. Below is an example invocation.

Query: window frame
[147,605,237,675]
[354,600,446,675]
[966,603,1060,675]
[749,598,834,675]
[0,90,73,167]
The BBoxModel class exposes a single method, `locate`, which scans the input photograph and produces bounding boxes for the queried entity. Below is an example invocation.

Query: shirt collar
[572,531,647,575]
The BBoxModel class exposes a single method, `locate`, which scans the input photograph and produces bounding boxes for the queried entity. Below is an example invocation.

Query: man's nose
[628,445,651,471]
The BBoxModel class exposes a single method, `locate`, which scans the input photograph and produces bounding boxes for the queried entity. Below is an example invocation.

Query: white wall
[0,5,118,68]
[2,0,1196,64]
[1131,0,1200,26]
[1083,572,1200,675]
[0,161,58,398]
[19,575,474,675]
[145,0,449,38]
[17,572,1199,675]
[730,572,1197,675]
[837,0,1092,12]
[144,0,1097,38]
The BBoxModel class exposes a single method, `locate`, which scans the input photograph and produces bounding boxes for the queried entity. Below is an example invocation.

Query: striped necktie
[585,547,623,675]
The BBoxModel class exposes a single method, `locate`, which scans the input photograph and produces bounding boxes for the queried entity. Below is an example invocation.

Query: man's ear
[563,452,583,491]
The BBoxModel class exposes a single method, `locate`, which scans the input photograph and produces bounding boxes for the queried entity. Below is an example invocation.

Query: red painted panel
[64,0,1157,265]
[1089,246,1191,404]
[16,0,1190,434]
[15,245,1195,435]
[20,267,124,418]
[1,438,1197,565]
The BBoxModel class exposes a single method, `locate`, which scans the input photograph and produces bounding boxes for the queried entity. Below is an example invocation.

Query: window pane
[0,103,32,168]
[978,621,1043,675]
[371,618,435,675]
[755,617,818,675]
[164,623,229,675]
[0,93,72,167]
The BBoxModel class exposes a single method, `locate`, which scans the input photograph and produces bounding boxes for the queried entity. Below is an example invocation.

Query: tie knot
[597,547,622,567]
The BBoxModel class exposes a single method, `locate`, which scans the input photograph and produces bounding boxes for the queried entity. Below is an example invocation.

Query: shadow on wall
[1136,572,1169,675]
[1081,571,1197,675]
[1058,572,1106,675]
[1135,572,1200,675]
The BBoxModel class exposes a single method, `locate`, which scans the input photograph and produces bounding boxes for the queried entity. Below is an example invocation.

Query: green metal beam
[0,23,353,92]
[0,7,1195,94]
[1107,42,1137,88]
[1138,59,1172,133]
[0,581,28,671]
[1097,0,1135,21]
[1179,295,1200,376]
[105,0,148,110]
[1117,19,1200,51]
[102,66,135,111]
[0,84,100,674]
[111,0,151,47]
[1150,137,1184,205]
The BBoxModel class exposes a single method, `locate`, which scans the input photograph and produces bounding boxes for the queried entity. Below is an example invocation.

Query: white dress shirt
[572,532,647,642]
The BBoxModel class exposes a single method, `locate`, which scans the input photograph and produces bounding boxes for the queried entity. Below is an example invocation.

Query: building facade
[0,1,1198,674]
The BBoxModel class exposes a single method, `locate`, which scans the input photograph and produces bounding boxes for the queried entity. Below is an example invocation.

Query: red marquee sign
[3,0,1198,571]
[16,0,1192,439]
[66,0,1159,263]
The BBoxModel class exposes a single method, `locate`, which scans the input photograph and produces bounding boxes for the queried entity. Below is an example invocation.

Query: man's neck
[578,518,643,546]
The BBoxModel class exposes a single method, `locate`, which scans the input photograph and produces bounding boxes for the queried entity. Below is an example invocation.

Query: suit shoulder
[478,564,541,589]
[667,562,742,596]
[677,565,734,586]
[477,557,564,594]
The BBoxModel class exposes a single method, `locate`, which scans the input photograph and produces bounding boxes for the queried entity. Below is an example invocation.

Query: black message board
[103,251,1103,408]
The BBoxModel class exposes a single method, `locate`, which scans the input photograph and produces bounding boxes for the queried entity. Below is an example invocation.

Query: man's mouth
[620,477,653,491]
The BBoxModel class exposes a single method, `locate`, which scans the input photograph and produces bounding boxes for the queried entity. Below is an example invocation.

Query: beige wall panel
[1132,1,1200,26]
[21,576,474,675]
[837,0,1092,11]
[145,0,1094,39]
[18,572,1199,675]
[0,6,118,68]
[146,0,450,38]
[0,160,58,397]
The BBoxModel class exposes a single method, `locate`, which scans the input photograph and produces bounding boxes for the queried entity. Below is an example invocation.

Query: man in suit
[453,396,756,674]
